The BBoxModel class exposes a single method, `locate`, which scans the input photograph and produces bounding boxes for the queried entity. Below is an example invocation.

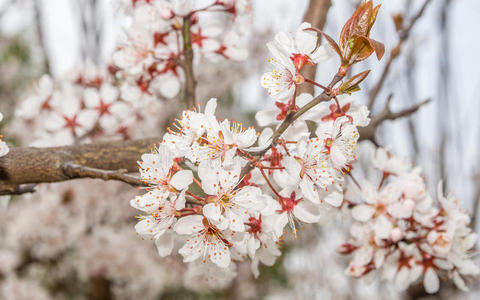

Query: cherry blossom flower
[270,22,333,70]
[316,116,359,171]
[261,44,303,101]
[341,150,479,293]
[284,138,342,206]
[199,159,266,232]
[372,147,411,176]
[174,215,232,268]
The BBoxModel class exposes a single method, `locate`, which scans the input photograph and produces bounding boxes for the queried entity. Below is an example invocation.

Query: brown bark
[297,0,332,95]
[0,138,159,194]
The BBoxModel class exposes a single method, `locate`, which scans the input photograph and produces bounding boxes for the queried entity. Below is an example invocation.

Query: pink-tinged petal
[351,205,375,222]
[424,268,440,294]
[170,170,193,190]
[155,231,174,257]
[174,215,203,235]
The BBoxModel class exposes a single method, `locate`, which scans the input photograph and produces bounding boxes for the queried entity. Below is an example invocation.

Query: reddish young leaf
[344,36,374,64]
[368,38,385,60]
[304,27,343,61]
[339,70,371,95]
[339,1,383,65]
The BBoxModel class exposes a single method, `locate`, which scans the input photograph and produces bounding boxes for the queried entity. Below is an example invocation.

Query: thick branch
[0,138,158,194]
[297,0,332,95]
[359,97,431,143]
[367,0,433,109]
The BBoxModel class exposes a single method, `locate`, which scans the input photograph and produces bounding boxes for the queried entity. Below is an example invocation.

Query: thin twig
[359,96,431,143]
[368,0,433,109]
[0,184,37,196]
[63,162,143,186]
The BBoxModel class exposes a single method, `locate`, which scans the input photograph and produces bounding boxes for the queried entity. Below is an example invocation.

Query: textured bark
[0,138,159,193]
[297,0,332,95]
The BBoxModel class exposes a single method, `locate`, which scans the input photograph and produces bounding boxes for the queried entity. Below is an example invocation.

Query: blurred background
[0,0,479,299]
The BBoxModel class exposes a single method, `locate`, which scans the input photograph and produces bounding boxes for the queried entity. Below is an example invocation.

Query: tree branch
[359,96,431,143]
[367,0,433,109]
[63,163,142,186]
[297,0,332,95]
[251,71,344,158]
[0,138,158,194]
[179,16,196,108]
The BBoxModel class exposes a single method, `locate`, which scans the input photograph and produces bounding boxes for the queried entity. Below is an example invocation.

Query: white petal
[203,203,223,224]
[155,231,174,257]
[299,178,320,204]
[170,170,193,190]
[424,268,440,294]
[351,205,375,222]
[174,215,203,235]
[453,271,468,292]
[293,201,321,223]
[295,22,317,54]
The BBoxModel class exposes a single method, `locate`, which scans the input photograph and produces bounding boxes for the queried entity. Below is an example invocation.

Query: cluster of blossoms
[15,63,163,146]
[0,112,8,157]
[114,0,251,99]
[130,20,374,282]
[340,148,479,294]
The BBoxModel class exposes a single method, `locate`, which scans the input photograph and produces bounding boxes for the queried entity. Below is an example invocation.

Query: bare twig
[251,72,344,158]
[359,96,431,143]
[63,162,142,186]
[367,0,433,109]
[297,0,332,95]
[241,71,345,179]
[0,184,37,196]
